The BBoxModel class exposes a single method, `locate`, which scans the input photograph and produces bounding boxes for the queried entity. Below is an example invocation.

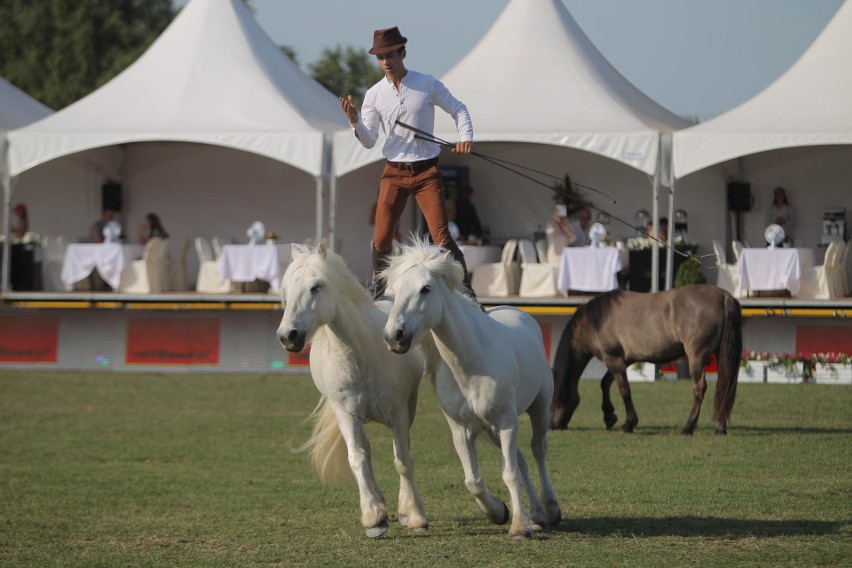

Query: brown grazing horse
[549,284,741,435]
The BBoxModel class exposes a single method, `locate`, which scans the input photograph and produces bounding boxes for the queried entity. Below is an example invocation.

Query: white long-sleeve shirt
[351,70,473,162]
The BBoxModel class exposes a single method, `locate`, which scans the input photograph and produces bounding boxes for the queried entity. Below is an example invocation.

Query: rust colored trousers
[372,161,453,253]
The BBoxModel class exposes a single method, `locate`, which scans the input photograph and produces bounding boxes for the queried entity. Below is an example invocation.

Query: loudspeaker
[727,182,752,212]
[101,182,123,212]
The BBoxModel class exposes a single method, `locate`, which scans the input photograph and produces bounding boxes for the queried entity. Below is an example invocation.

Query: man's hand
[452,141,473,154]
[340,95,359,125]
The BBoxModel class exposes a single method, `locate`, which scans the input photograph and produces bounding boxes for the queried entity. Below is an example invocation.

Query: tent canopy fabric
[0,76,52,133]
[673,0,851,179]
[333,0,689,177]
[7,0,347,178]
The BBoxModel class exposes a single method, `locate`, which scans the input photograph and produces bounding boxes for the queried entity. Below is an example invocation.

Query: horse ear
[290,243,305,260]
[318,243,327,258]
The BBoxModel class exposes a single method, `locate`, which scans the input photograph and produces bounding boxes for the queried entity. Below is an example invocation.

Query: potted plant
[810,352,852,385]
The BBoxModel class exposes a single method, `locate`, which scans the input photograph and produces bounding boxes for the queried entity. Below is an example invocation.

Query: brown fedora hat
[368,26,407,55]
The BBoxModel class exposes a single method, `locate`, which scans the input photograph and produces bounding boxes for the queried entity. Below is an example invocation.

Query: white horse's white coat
[382,241,561,539]
[277,244,429,537]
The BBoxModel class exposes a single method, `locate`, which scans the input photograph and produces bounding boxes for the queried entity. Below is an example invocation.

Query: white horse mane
[383,236,470,297]
[284,243,371,305]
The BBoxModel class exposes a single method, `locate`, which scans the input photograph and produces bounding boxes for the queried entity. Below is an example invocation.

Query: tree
[309,46,383,105]
[0,0,174,110]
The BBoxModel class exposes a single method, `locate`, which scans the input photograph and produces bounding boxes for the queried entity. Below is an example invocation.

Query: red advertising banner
[126,317,220,365]
[795,325,852,355]
[539,322,552,361]
[0,315,59,362]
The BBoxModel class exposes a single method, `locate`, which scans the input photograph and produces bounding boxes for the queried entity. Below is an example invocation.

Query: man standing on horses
[340,26,477,301]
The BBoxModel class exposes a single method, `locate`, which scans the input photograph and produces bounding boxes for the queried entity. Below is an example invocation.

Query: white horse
[382,240,561,540]
[276,243,429,537]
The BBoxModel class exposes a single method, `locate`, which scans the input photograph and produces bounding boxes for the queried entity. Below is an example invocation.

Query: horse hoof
[488,502,510,525]
[715,428,727,436]
[530,523,544,532]
[618,425,634,434]
[365,520,389,538]
[510,529,532,541]
[680,428,694,436]
[411,526,429,535]
[398,515,408,526]
[604,414,618,430]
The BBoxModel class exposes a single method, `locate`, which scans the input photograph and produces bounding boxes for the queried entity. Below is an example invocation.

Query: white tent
[8,0,344,179]
[1,75,53,290]
[672,0,851,254]
[332,0,689,285]
[673,0,852,179]
[4,0,347,293]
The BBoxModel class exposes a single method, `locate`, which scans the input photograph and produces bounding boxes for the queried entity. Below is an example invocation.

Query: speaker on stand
[727,182,752,244]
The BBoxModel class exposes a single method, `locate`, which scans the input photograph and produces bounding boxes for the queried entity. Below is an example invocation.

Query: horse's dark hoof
[365,519,389,538]
[604,414,618,430]
[680,428,694,436]
[715,428,727,436]
[493,502,510,525]
[618,425,634,434]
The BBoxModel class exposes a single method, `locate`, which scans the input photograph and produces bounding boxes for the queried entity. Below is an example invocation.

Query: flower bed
[741,350,851,385]
[810,353,852,385]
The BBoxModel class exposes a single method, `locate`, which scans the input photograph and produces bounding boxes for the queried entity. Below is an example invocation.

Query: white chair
[41,235,67,291]
[517,238,558,297]
[841,241,852,296]
[170,238,191,291]
[534,238,548,265]
[799,242,844,299]
[118,237,162,294]
[195,237,231,293]
[157,238,172,292]
[731,240,744,263]
[471,239,519,297]
[211,237,232,259]
[712,239,739,296]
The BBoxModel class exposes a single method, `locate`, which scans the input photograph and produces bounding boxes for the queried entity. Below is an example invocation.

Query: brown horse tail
[713,292,742,425]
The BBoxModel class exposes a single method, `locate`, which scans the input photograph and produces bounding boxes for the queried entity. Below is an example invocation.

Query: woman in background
[137,212,169,244]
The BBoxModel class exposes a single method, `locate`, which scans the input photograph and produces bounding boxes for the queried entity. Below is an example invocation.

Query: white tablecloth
[459,245,502,273]
[219,244,290,291]
[737,248,816,297]
[61,243,144,291]
[558,247,622,293]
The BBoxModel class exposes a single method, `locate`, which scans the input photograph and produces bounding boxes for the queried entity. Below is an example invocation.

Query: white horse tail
[296,396,352,485]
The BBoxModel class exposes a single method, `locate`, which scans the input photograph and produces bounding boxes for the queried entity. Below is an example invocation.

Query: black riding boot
[369,248,392,301]
[444,240,482,307]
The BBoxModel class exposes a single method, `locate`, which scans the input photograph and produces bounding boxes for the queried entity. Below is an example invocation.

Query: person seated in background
[644,217,669,243]
[766,186,795,237]
[545,205,593,264]
[448,184,483,243]
[569,207,593,247]
[11,203,29,240]
[88,209,119,243]
[137,212,169,244]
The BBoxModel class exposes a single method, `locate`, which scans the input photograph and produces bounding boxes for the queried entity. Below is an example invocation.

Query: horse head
[382,238,463,354]
[277,243,367,352]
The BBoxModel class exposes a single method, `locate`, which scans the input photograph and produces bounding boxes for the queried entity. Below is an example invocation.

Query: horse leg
[527,392,562,527]
[444,415,509,526]
[390,414,428,533]
[606,361,638,433]
[333,411,389,537]
[550,354,589,429]
[600,371,618,430]
[682,358,709,435]
[496,418,534,540]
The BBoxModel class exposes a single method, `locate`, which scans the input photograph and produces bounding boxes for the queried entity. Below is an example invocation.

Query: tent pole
[665,177,676,290]
[650,172,659,293]
[1,138,10,295]
[328,175,337,253]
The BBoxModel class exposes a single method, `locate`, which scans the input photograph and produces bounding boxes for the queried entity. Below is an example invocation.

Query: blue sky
[174,0,844,120]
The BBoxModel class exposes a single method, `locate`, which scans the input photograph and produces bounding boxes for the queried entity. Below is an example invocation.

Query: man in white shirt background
[340,26,476,301]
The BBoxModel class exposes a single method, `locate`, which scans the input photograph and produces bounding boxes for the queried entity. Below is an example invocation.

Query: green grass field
[1,370,850,567]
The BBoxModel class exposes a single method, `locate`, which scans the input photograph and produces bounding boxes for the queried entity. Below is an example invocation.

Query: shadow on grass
[553,425,852,435]
[552,516,850,538]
